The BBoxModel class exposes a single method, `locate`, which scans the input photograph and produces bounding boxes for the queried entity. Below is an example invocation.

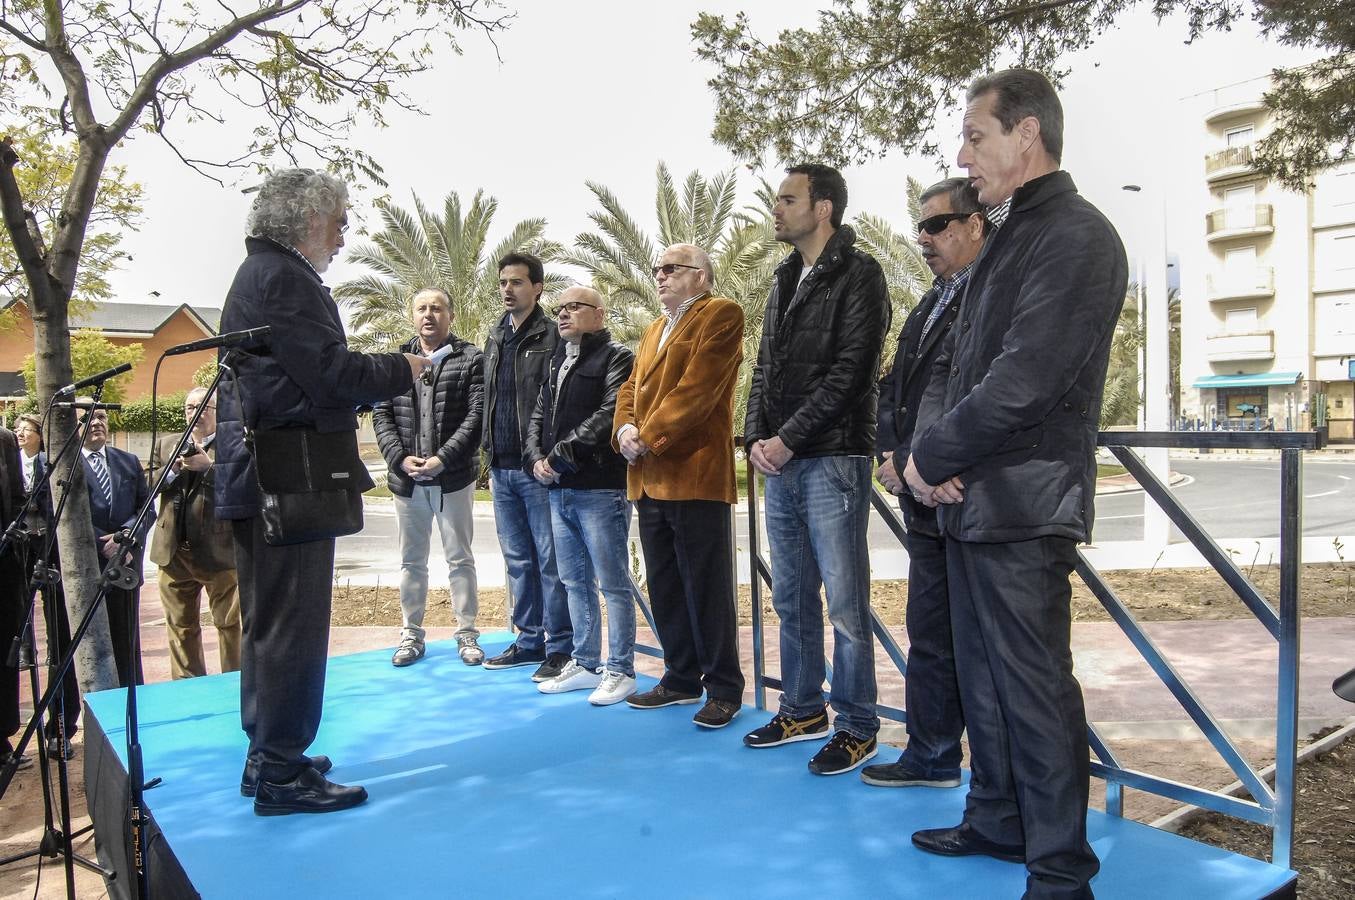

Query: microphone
[54,363,133,397]
[55,402,122,411]
[164,326,271,357]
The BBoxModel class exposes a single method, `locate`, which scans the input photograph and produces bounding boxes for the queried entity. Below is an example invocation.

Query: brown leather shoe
[693,698,741,729]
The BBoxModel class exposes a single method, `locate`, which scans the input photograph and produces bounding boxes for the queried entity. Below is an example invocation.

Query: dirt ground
[3,563,1352,898]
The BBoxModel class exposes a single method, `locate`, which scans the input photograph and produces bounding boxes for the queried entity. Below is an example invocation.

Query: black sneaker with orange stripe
[808,731,878,775]
[742,710,830,748]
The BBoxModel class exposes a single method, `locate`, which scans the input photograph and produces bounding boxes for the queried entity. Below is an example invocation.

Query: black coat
[912,171,1128,543]
[524,329,634,491]
[215,237,414,519]
[481,304,559,456]
[744,224,890,458]
[373,334,484,496]
[876,283,963,536]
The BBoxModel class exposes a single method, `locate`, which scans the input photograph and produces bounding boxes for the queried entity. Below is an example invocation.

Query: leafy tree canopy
[0,131,143,303]
[20,329,142,408]
[693,0,1353,191]
[335,189,566,350]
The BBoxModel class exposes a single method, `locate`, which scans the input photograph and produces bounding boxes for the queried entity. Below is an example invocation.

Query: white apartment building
[1179,81,1355,442]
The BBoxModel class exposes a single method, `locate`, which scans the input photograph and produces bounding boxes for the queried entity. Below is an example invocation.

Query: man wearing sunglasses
[904,70,1126,898]
[743,164,890,775]
[613,243,746,729]
[864,178,986,791]
[525,287,639,706]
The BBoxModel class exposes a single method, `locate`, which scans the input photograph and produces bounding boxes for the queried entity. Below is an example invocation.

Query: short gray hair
[246,168,348,246]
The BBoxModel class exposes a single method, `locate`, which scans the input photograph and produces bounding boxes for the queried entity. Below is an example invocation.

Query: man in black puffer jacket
[743,164,890,776]
[373,288,484,668]
[524,286,639,707]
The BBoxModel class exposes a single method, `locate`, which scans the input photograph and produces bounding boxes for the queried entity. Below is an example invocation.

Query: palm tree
[334,190,567,350]
[1101,285,1144,427]
[562,162,931,427]
[852,176,934,375]
[560,163,782,423]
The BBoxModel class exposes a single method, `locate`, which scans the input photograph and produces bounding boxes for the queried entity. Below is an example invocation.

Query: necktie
[90,451,113,504]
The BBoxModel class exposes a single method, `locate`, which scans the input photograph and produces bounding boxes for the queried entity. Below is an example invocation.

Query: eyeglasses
[184,402,216,411]
[337,217,349,235]
[652,263,702,278]
[557,301,599,315]
[916,212,974,235]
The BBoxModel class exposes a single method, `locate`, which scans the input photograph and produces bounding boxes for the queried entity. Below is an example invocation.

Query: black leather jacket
[744,224,890,458]
[525,329,634,491]
[481,304,558,458]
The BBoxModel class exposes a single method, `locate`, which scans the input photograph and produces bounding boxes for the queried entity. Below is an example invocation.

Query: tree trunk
[0,139,121,693]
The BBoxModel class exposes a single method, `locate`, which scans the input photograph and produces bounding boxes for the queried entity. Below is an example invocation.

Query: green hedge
[118,391,188,433]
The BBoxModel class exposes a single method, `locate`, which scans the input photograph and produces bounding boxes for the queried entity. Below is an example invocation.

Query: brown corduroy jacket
[612,294,743,504]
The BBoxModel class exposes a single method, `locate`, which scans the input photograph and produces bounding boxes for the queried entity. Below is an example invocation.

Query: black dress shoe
[911,823,1025,863]
[240,754,334,797]
[253,766,367,817]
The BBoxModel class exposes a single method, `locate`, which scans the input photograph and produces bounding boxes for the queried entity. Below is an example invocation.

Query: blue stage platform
[83,636,1296,898]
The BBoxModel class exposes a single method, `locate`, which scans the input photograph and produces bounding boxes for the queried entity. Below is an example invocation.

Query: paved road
[330,458,1355,586]
[1091,457,1355,541]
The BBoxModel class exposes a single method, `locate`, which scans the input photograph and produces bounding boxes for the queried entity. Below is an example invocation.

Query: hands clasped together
[873,450,964,508]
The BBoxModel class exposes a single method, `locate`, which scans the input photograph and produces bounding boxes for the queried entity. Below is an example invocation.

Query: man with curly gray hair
[215,167,430,816]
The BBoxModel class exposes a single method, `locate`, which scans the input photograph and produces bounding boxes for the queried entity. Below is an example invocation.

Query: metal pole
[1272,447,1302,869]
[746,459,766,711]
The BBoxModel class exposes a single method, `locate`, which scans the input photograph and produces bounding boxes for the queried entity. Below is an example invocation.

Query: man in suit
[1,423,30,767]
[79,401,153,688]
[613,242,745,729]
[903,69,1127,898]
[862,177,987,790]
[149,386,240,679]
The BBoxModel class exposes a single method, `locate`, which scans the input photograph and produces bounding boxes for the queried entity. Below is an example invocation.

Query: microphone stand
[0,385,118,897]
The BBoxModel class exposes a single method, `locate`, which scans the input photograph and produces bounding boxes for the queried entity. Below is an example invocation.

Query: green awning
[1192,371,1302,389]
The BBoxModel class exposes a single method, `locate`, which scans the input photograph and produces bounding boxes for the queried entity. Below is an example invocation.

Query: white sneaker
[537,660,602,694]
[589,670,638,706]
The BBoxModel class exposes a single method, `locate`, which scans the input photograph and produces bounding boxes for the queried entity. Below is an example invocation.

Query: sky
[95,0,1322,312]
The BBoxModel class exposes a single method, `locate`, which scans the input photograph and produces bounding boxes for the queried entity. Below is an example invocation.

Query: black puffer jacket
[524,329,634,491]
[372,334,484,496]
[912,171,1127,543]
[482,304,559,457]
[215,237,413,519]
[744,224,890,458]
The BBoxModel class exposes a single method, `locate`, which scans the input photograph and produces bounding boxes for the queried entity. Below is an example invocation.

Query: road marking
[1098,513,1145,520]
[1305,490,1340,499]
[1341,475,1351,481]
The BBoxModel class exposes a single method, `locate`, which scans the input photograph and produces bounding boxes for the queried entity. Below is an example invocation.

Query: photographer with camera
[148,386,240,679]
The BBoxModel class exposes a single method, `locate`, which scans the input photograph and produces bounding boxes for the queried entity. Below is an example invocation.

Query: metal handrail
[744,428,1323,871]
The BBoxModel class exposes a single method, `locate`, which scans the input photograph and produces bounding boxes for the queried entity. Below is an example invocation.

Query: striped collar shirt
[658,291,707,349]
[986,198,1013,231]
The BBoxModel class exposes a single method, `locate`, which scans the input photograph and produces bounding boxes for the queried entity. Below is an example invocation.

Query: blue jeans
[549,488,638,675]
[764,455,879,739]
[490,467,571,655]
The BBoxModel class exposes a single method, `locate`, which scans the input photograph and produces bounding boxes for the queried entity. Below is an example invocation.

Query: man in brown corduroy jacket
[612,242,745,729]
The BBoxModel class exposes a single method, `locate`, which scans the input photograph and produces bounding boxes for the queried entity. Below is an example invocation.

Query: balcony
[1206,330,1275,363]
[1204,99,1267,126]
[1206,144,1256,181]
[1206,267,1275,302]
[1206,204,1274,243]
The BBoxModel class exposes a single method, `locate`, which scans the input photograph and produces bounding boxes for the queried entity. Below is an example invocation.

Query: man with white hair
[215,167,429,815]
[613,243,746,729]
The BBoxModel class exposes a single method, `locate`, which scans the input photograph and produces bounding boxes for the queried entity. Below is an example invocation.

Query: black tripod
[0,389,119,897]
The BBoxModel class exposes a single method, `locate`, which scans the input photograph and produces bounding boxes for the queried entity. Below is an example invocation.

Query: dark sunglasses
[651,263,702,278]
[916,212,975,235]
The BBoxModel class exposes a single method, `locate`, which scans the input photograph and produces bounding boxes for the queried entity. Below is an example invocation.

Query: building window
[1225,307,1258,332]
[1225,124,1254,147]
